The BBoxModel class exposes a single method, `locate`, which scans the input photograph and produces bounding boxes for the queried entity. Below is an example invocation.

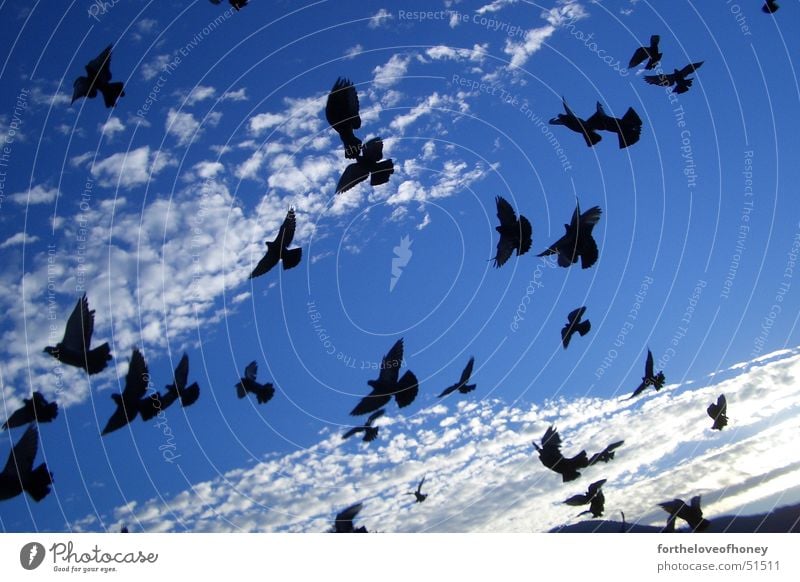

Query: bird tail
[100,82,125,108]
[87,343,112,375]
[459,383,477,394]
[235,382,247,399]
[582,129,602,147]
[256,384,275,404]
[616,107,642,148]
[25,464,54,502]
[370,159,395,186]
[282,247,302,270]
[363,427,379,443]
[394,371,419,409]
[575,320,591,337]
[180,383,200,407]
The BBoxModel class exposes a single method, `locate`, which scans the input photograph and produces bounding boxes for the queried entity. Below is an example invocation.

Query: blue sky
[0,0,799,532]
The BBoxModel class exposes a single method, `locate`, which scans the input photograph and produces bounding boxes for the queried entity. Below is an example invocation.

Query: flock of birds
[0,3,777,532]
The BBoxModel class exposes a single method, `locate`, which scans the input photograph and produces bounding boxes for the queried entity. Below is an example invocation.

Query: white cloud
[372,54,411,88]
[193,161,225,179]
[87,146,176,189]
[221,88,248,102]
[141,54,171,81]
[424,44,488,63]
[476,0,519,14]
[166,109,221,146]
[368,8,394,28]
[10,184,59,205]
[185,85,217,106]
[503,1,588,70]
[344,44,363,59]
[0,232,39,248]
[99,116,126,139]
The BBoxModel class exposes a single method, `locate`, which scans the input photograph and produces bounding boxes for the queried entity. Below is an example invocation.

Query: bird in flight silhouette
[326,77,362,159]
[629,35,662,70]
[564,479,607,518]
[763,0,779,13]
[625,349,665,400]
[350,339,419,416]
[0,425,53,502]
[342,409,385,443]
[438,357,477,398]
[562,307,591,349]
[533,426,590,482]
[235,361,275,404]
[335,137,394,194]
[102,348,149,435]
[2,392,58,430]
[538,202,602,269]
[249,208,302,278]
[549,98,602,147]
[587,440,624,466]
[44,294,112,375]
[645,62,704,94]
[332,502,368,533]
[408,476,428,503]
[659,495,711,532]
[492,196,532,268]
[586,102,642,149]
[71,45,125,108]
[707,394,728,431]
[139,353,200,422]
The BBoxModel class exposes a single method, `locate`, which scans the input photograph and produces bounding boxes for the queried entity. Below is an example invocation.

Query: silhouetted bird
[492,196,532,268]
[549,98,602,147]
[71,45,125,108]
[44,294,112,375]
[586,102,642,149]
[625,349,665,400]
[350,339,419,416]
[235,361,275,404]
[629,35,662,70]
[533,426,589,482]
[249,208,302,278]
[326,77,362,159]
[335,137,394,194]
[645,62,704,94]
[538,203,602,269]
[564,479,606,518]
[230,0,248,9]
[0,425,53,502]
[587,440,624,465]
[659,496,710,532]
[342,409,385,443]
[139,353,200,422]
[2,392,58,430]
[438,357,477,398]
[120,525,129,533]
[562,307,591,349]
[102,348,149,435]
[707,394,728,431]
[332,502,368,533]
[763,0,779,13]
[408,476,428,503]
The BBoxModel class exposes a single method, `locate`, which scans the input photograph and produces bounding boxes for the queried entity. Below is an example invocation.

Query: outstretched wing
[172,353,190,391]
[85,45,113,86]
[326,78,361,130]
[678,61,704,77]
[540,425,562,453]
[378,339,404,386]
[629,46,650,68]
[124,348,150,401]
[244,361,258,382]
[394,370,419,409]
[278,208,297,248]
[644,73,674,87]
[495,196,518,229]
[335,161,370,194]
[518,215,533,256]
[568,306,586,324]
[334,502,363,531]
[459,357,475,385]
[366,409,386,427]
[62,294,95,352]
[3,424,39,476]
[644,349,654,378]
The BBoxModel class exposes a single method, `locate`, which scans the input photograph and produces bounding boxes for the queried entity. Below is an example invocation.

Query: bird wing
[495,196,518,229]
[3,424,39,476]
[173,353,190,391]
[717,394,727,415]
[564,493,590,506]
[644,349,655,378]
[335,161,370,194]
[579,235,599,269]
[518,215,533,256]
[124,348,150,401]
[459,357,475,385]
[342,426,363,440]
[244,361,258,382]
[629,46,650,68]
[678,62,704,77]
[587,479,607,495]
[325,78,361,129]
[366,409,386,427]
[579,206,603,229]
[644,73,674,86]
[627,381,648,400]
[541,425,562,453]
[394,370,419,409]
[568,306,586,323]
[62,294,95,352]
[417,476,426,493]
[561,97,575,117]
[335,502,363,529]
[249,245,280,279]
[350,391,391,416]
[378,339,404,385]
[85,45,113,85]
[561,323,573,349]
[278,208,297,247]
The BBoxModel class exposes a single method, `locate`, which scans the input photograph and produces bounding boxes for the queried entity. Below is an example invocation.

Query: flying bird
[763,0,779,13]
[587,440,624,465]
[0,425,53,502]
[408,476,428,503]
[629,35,662,70]
[332,502,368,533]
[326,77,362,159]
[533,426,590,482]
[492,196,532,268]
[139,353,200,422]
[659,495,711,532]
[229,0,249,9]
[71,45,125,108]
[335,137,394,194]
[538,203,602,269]
[235,361,275,404]
[102,348,150,435]
[625,349,665,400]
[249,208,302,278]
[350,339,419,416]
[549,98,602,147]
[342,409,385,443]
[707,394,728,431]
[44,294,112,375]
[645,62,704,94]
[562,307,591,349]
[564,479,607,518]
[438,357,477,398]
[2,392,58,430]
[586,102,643,149]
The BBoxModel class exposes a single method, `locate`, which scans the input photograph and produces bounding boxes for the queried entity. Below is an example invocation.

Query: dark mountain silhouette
[564,479,606,518]
[139,353,200,422]
[625,349,665,400]
[102,348,149,435]
[71,45,125,108]
[350,339,419,416]
[335,137,394,194]
[562,307,590,349]
[538,203,602,269]
[659,495,711,532]
[342,409,385,443]
[2,392,58,430]
[44,294,112,375]
[438,357,477,398]
[629,35,662,70]
[707,394,728,430]
[332,502,368,533]
[492,196,532,268]
[408,476,428,503]
[0,425,53,502]
[549,98,602,147]
[326,77,362,159]
[235,361,275,404]
[586,102,642,149]
[645,62,704,94]
[249,208,302,278]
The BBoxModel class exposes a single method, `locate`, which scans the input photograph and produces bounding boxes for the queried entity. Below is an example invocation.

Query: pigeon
[332,502,368,533]
[629,35,662,70]
[587,440,624,465]
[538,203,602,269]
[44,294,112,375]
[564,479,607,518]
[561,307,591,349]
[229,0,249,9]
[102,348,150,435]
[707,394,728,431]
[492,196,532,268]
[235,361,275,404]
[763,0,779,13]
[438,357,477,398]
[71,45,125,108]
[659,496,711,532]
[625,349,665,400]
[249,208,302,278]
[139,353,200,422]
[645,62,704,94]
[335,137,394,194]
[408,476,428,503]
[533,426,590,483]
[326,77,362,159]
[350,339,419,416]
[342,409,385,443]
[2,392,58,430]
[586,102,642,149]
[549,98,602,147]
[0,425,53,502]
